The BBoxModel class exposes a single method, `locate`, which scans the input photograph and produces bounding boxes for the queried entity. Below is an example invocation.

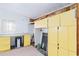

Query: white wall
[0,17,29,36]
[28,24,34,35]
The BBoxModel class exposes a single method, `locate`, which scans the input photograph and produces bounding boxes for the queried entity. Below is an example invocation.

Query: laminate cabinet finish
[0,36,10,51]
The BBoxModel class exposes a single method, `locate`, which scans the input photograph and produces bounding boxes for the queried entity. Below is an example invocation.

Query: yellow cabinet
[60,9,76,26]
[58,27,69,56]
[48,8,76,56]
[24,34,30,46]
[58,26,76,56]
[48,43,57,56]
[0,36,10,51]
[58,48,69,56]
[48,27,58,56]
[68,26,77,55]
[48,13,60,56]
[69,51,77,56]
[48,14,60,27]
[34,18,47,28]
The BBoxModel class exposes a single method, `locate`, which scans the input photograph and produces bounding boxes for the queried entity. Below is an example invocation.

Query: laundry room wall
[0,16,30,36]
[28,24,34,35]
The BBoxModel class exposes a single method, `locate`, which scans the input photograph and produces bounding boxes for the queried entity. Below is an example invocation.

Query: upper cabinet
[34,18,47,28]
[48,14,60,27]
[34,8,76,28]
[60,9,76,26]
[48,8,76,27]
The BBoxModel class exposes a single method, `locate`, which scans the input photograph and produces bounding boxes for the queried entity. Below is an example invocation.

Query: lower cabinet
[24,34,30,46]
[0,36,10,51]
[0,34,31,51]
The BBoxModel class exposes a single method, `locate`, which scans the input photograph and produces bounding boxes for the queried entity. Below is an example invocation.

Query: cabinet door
[0,36,10,51]
[24,34,30,46]
[60,9,76,26]
[48,14,60,27]
[69,51,77,56]
[34,18,47,28]
[58,48,69,56]
[58,27,69,56]
[48,13,60,56]
[48,27,58,56]
[67,26,77,56]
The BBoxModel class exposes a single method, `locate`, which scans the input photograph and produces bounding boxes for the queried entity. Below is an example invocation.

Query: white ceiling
[0,3,71,20]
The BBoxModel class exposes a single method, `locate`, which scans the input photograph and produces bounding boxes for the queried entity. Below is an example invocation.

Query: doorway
[15,36,24,48]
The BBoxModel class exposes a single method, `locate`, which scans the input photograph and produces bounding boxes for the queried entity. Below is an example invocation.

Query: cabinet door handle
[57,47,59,49]
[57,26,59,30]
[57,43,59,49]
[57,43,59,46]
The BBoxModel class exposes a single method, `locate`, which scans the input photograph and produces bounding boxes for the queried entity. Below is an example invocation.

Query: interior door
[15,36,23,48]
